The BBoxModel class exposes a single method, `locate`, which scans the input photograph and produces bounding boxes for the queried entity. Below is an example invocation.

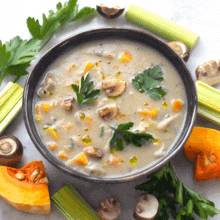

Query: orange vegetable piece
[0,161,50,214]
[184,127,220,181]
[48,143,57,150]
[138,108,158,118]
[87,116,92,127]
[41,103,50,112]
[59,152,67,160]
[172,100,183,112]
[35,105,41,122]
[83,62,94,75]
[47,128,59,140]
[120,52,132,62]
[75,154,88,165]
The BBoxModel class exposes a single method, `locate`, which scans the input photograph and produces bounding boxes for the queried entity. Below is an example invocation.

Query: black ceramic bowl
[23,28,197,183]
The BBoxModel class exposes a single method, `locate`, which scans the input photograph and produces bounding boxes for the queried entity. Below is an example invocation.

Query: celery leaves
[132,65,166,100]
[136,162,220,220]
[27,0,96,42]
[0,37,41,84]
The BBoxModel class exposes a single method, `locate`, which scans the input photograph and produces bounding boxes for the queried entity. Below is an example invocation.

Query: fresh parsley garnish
[110,122,154,151]
[132,65,166,100]
[0,37,41,84]
[71,73,100,105]
[27,0,96,49]
[136,162,220,220]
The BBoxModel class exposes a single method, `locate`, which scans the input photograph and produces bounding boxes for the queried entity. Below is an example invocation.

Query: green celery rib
[0,82,18,107]
[51,184,100,220]
[0,84,23,122]
[0,98,22,134]
[196,81,220,125]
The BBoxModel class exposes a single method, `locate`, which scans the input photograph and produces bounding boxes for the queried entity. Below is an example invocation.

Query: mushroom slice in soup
[61,97,75,111]
[83,147,103,159]
[102,80,126,97]
[98,104,118,120]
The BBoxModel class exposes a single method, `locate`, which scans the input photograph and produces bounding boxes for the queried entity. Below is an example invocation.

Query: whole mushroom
[134,194,159,220]
[196,59,220,85]
[0,135,23,165]
[167,41,190,62]
[97,197,121,220]
[96,4,125,19]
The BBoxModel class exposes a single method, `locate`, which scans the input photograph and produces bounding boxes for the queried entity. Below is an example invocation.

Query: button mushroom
[167,41,190,62]
[0,135,23,165]
[98,104,118,120]
[102,80,126,97]
[97,198,121,220]
[196,59,220,85]
[61,97,75,111]
[83,147,103,159]
[157,114,179,131]
[96,4,125,19]
[134,194,159,220]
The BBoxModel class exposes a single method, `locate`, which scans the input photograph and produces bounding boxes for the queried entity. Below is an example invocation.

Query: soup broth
[34,39,186,177]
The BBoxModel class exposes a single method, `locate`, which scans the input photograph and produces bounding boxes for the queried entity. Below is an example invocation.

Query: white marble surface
[1,0,220,219]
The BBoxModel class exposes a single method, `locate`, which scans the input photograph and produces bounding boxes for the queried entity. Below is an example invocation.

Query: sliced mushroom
[61,97,75,111]
[96,4,125,19]
[98,104,118,120]
[97,198,121,220]
[196,59,220,85]
[0,135,23,165]
[83,147,103,159]
[45,77,55,92]
[157,114,179,131]
[134,194,159,220]
[102,80,126,97]
[167,41,190,62]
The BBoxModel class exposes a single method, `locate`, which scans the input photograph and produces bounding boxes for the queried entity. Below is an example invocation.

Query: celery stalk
[0,82,23,134]
[196,81,220,125]
[125,4,200,50]
[51,183,100,220]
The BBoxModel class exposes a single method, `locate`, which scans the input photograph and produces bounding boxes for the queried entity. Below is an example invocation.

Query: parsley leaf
[0,37,41,84]
[110,122,154,151]
[132,65,166,100]
[135,162,220,220]
[27,0,96,47]
[71,73,100,105]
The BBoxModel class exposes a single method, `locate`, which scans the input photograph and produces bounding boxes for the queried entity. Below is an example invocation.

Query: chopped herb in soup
[34,39,186,177]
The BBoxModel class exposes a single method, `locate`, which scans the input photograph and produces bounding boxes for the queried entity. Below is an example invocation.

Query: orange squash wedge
[184,127,220,181]
[0,161,50,214]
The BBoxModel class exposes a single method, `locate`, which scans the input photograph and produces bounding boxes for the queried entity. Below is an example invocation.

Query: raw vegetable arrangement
[0,0,220,220]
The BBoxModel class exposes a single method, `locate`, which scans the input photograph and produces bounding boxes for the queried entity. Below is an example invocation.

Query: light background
[0,0,220,219]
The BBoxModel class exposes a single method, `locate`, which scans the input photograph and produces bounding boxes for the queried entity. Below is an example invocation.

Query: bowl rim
[23,28,197,183]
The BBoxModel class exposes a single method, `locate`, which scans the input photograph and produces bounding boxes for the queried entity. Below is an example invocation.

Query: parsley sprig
[110,122,154,151]
[71,73,100,105]
[132,65,166,100]
[135,162,220,220]
[0,0,96,85]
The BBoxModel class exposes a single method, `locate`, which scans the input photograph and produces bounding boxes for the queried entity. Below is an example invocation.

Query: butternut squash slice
[0,161,50,214]
[184,127,220,181]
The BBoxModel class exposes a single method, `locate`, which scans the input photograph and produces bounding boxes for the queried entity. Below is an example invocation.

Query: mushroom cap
[134,194,159,220]
[0,135,23,165]
[98,104,118,120]
[96,4,125,19]
[97,197,121,220]
[167,41,190,62]
[102,80,126,97]
[196,59,220,85]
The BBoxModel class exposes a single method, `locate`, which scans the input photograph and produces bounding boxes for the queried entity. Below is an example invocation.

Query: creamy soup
[34,39,186,177]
